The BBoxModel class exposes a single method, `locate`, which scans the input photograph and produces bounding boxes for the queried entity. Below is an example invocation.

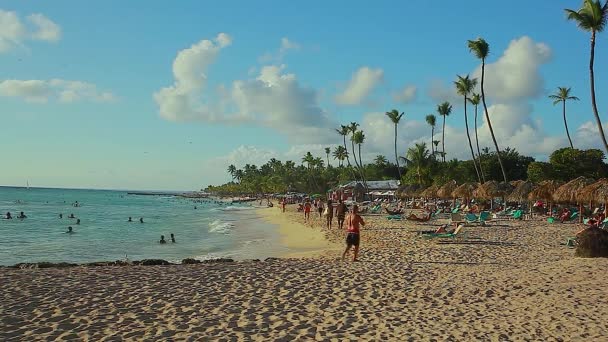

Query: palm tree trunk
[417,166,422,185]
[563,100,574,149]
[481,58,508,182]
[442,116,446,162]
[464,96,481,183]
[430,127,434,156]
[358,144,369,196]
[474,104,485,182]
[589,31,608,153]
[394,124,401,180]
[343,136,358,181]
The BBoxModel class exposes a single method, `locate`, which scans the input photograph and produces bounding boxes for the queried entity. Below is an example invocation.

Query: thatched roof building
[420,184,440,198]
[436,180,457,198]
[528,180,562,201]
[553,177,595,203]
[507,181,537,202]
[451,183,479,199]
[473,181,514,199]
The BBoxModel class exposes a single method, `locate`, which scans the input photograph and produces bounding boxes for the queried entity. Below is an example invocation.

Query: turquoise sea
[0,187,287,265]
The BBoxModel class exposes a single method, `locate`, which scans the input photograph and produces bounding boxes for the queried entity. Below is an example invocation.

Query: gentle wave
[208,219,234,234]
[219,205,257,212]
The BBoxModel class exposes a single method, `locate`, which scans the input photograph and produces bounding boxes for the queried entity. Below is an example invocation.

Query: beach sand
[2,205,608,340]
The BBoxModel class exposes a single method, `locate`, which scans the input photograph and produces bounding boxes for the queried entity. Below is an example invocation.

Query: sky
[1,0,607,191]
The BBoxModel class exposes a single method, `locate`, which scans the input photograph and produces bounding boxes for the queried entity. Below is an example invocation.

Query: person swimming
[17,212,27,219]
[76,219,80,225]
[128,217,132,222]
[159,235,167,244]
[59,213,63,219]
[5,212,12,219]
[69,213,75,219]
[66,226,73,234]
[139,217,144,223]
[171,233,176,243]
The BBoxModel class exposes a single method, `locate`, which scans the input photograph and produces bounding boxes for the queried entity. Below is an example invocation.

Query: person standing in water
[342,205,364,262]
[5,212,12,219]
[159,235,166,244]
[128,217,132,222]
[139,218,144,223]
[170,233,176,243]
[66,226,74,234]
[17,212,27,219]
[59,213,63,219]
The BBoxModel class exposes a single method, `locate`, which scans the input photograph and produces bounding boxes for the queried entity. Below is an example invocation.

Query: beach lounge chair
[422,225,465,239]
[430,208,442,220]
[510,210,523,220]
[465,213,479,224]
[450,213,464,225]
[370,204,382,214]
[386,214,402,220]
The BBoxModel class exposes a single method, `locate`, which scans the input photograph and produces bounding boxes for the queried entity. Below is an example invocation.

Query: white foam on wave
[208,219,234,234]
[219,205,258,212]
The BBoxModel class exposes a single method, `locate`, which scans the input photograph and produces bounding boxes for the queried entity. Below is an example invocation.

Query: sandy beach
[2,205,608,340]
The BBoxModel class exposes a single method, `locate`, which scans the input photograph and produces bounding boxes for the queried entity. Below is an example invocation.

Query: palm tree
[227,164,237,180]
[352,130,368,190]
[402,143,431,185]
[549,87,580,148]
[468,93,485,182]
[437,102,452,162]
[374,155,388,167]
[385,109,404,180]
[324,147,331,167]
[302,152,317,191]
[565,0,608,153]
[333,146,348,167]
[455,74,482,183]
[468,37,507,182]
[234,169,244,183]
[425,114,437,156]
[336,125,357,180]
[348,122,361,170]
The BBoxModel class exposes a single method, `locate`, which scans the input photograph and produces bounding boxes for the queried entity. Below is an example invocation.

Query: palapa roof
[576,178,608,203]
[396,184,426,198]
[436,180,457,198]
[507,181,537,202]
[528,180,563,201]
[451,182,479,198]
[553,176,595,203]
[420,184,440,198]
[473,181,514,199]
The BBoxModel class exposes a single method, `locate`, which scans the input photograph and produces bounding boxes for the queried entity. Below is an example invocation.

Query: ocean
[0,187,288,265]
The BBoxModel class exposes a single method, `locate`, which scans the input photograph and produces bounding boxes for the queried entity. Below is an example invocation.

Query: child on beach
[342,205,364,262]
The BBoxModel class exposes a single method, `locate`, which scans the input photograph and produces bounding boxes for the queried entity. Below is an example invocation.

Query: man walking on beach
[336,199,347,230]
[342,205,364,262]
[325,199,334,229]
[304,200,312,222]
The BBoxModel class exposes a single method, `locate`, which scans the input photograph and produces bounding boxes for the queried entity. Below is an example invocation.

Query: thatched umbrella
[553,176,594,204]
[553,176,594,223]
[507,181,537,202]
[436,180,457,199]
[451,182,479,200]
[397,184,425,199]
[473,181,514,200]
[509,180,526,188]
[420,184,440,198]
[527,180,562,216]
[576,178,608,203]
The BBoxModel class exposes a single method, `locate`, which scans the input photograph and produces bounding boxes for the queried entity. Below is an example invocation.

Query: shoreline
[255,206,341,258]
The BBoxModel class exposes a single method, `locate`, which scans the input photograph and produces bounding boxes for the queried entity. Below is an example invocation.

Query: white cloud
[0,10,60,52]
[574,121,608,151]
[259,37,301,63]
[473,36,551,102]
[334,67,384,105]
[427,79,461,104]
[154,34,336,144]
[0,79,116,103]
[392,85,417,104]
[27,13,61,42]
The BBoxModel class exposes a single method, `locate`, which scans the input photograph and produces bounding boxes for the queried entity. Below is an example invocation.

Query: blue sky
[0,0,606,190]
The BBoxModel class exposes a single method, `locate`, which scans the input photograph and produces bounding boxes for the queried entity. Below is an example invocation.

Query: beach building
[330,180,400,202]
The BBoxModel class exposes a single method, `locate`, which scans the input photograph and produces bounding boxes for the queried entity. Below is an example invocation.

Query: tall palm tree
[549,87,580,148]
[565,0,608,153]
[468,37,507,182]
[437,102,452,162]
[336,125,357,180]
[425,114,437,156]
[385,109,404,180]
[333,146,348,167]
[348,122,361,170]
[402,143,431,185]
[324,147,331,167]
[455,74,482,183]
[227,164,237,180]
[468,93,485,182]
[352,130,368,190]
[302,152,317,191]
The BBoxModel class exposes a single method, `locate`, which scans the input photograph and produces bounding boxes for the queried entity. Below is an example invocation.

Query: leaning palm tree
[227,164,237,180]
[353,130,369,192]
[549,87,580,148]
[467,93,485,182]
[385,109,404,180]
[425,114,437,156]
[348,122,361,170]
[333,146,348,167]
[468,37,507,182]
[402,143,431,185]
[455,74,482,183]
[324,147,331,167]
[565,0,608,153]
[437,102,452,162]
